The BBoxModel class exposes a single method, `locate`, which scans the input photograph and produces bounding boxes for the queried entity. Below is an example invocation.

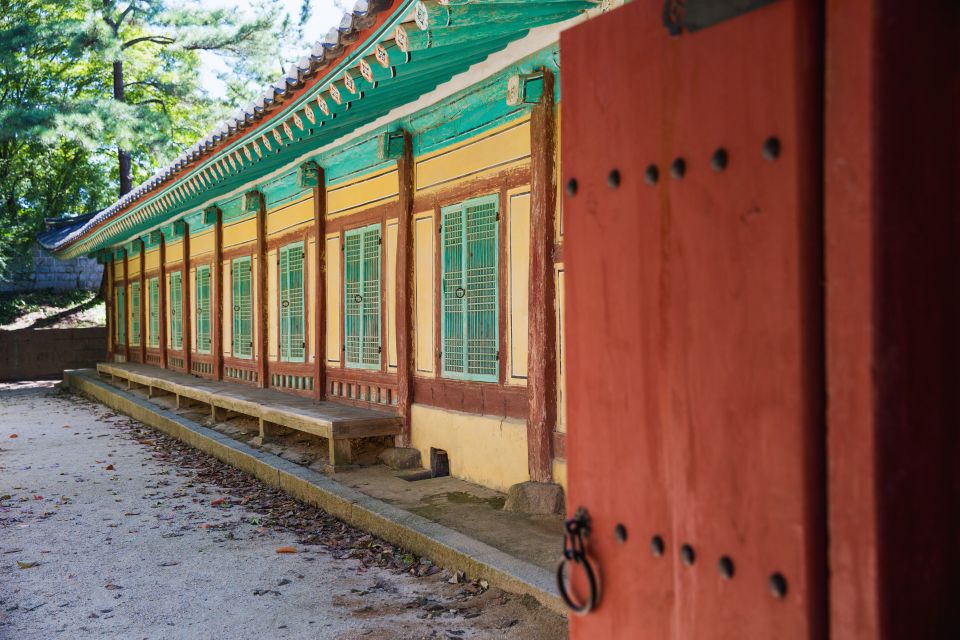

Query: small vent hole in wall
[431,448,450,478]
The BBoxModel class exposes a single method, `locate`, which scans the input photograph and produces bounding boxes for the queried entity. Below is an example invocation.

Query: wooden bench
[96,362,401,470]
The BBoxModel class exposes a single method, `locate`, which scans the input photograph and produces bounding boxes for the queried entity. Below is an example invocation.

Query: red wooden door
[561,1,825,638]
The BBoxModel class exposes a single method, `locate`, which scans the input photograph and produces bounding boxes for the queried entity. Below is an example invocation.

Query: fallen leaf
[8,434,17,438]
[33,495,43,500]
[275,546,298,554]
[63,425,71,429]
[104,584,121,591]
[105,464,114,471]
[17,561,38,569]
[210,498,225,506]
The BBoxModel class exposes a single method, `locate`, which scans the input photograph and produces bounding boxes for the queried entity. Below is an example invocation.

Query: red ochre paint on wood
[562,0,825,637]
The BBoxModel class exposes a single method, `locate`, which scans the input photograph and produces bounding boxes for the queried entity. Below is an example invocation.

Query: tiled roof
[50,0,392,253]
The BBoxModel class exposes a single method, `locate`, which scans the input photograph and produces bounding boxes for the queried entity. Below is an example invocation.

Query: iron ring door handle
[455,287,466,299]
[281,300,290,308]
[354,294,363,303]
[557,507,601,615]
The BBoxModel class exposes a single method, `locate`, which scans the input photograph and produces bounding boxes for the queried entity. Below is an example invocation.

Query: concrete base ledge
[63,369,563,614]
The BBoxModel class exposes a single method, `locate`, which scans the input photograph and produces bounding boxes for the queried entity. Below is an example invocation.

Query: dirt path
[0,381,566,640]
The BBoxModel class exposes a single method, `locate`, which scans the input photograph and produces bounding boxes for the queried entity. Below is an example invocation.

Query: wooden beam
[313,170,327,400]
[139,239,146,364]
[396,131,415,445]
[183,221,192,375]
[212,208,223,380]
[526,68,557,483]
[122,248,130,362]
[255,191,268,388]
[159,234,167,369]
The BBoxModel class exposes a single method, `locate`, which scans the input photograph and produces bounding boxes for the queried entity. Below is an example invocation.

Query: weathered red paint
[527,69,559,483]
[824,0,960,637]
[562,0,825,637]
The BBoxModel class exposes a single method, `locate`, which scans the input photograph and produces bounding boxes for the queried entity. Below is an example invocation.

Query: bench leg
[212,405,228,422]
[328,438,353,470]
[175,394,185,409]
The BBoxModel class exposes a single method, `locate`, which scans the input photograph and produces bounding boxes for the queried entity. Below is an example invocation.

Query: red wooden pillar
[396,131,415,444]
[527,70,558,483]
[159,233,167,369]
[122,247,130,362]
[255,191,268,388]
[313,170,327,401]
[139,239,146,364]
[182,221,192,375]
[824,0,960,637]
[212,208,223,381]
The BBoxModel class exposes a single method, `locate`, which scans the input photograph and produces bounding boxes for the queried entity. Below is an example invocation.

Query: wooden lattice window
[231,256,253,359]
[148,277,159,348]
[195,265,211,354]
[130,281,140,346]
[344,223,381,369]
[441,194,499,382]
[279,242,305,362]
[115,285,126,346]
[170,271,183,350]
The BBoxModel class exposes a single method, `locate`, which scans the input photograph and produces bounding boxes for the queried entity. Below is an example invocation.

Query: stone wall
[0,327,106,381]
[0,246,102,293]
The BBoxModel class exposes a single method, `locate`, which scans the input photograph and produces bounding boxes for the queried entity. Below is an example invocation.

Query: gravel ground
[0,381,567,640]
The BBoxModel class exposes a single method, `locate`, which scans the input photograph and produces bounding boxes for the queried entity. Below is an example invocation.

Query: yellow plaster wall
[385,220,398,370]
[410,404,530,492]
[190,230,214,258]
[414,212,434,374]
[128,255,141,278]
[415,118,531,193]
[508,189,530,384]
[307,238,317,363]
[166,241,183,265]
[556,266,566,432]
[326,168,399,219]
[267,249,278,361]
[222,261,231,357]
[267,196,314,237]
[223,217,257,249]
[325,234,341,364]
[552,458,567,493]
[145,248,160,272]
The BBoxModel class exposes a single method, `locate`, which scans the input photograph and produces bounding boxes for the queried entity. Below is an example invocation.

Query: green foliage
[0,0,306,279]
[0,288,98,326]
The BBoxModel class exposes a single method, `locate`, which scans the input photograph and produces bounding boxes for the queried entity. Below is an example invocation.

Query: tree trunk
[113,60,132,197]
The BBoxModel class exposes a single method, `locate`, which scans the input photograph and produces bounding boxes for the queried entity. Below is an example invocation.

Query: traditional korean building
[48,0,608,499]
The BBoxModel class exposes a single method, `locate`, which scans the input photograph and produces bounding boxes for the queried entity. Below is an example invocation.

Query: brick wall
[0,327,106,381]
[0,246,102,293]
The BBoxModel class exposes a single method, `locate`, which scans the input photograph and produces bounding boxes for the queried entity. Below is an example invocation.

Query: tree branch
[122,35,175,49]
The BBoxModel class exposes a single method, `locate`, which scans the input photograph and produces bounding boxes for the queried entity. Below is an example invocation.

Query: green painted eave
[60,0,589,259]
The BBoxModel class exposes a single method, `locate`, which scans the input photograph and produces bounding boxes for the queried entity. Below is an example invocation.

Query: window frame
[343,222,382,370]
[130,281,141,346]
[147,277,160,348]
[195,264,212,354]
[439,193,500,383]
[231,256,254,360]
[278,241,306,363]
[170,271,183,350]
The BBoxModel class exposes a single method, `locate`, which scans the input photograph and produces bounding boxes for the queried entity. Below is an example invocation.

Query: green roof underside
[63,0,587,260]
